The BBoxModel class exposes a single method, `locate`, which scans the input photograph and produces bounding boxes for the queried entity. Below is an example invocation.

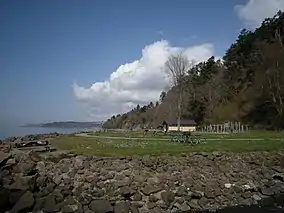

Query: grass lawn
[51,131,284,156]
[87,130,284,139]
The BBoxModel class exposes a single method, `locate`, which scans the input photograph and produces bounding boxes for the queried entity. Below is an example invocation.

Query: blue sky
[1,0,283,124]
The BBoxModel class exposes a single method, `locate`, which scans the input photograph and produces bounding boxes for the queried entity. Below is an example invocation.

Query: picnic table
[168,131,205,144]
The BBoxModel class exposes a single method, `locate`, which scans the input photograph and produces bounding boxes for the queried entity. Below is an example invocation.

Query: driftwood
[13,140,55,152]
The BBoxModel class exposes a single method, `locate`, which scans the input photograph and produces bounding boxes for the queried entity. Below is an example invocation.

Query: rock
[119,186,135,197]
[10,191,34,213]
[0,151,11,167]
[74,157,84,170]
[161,190,175,205]
[179,202,191,212]
[148,207,165,213]
[9,190,26,206]
[64,195,78,205]
[132,193,142,201]
[142,184,163,195]
[130,206,139,213]
[261,187,275,196]
[13,156,36,175]
[6,158,16,166]
[198,197,210,207]
[149,194,159,202]
[53,175,62,185]
[52,190,64,203]
[114,201,130,213]
[131,201,144,208]
[232,185,242,193]
[147,202,157,209]
[252,194,262,202]
[92,188,104,198]
[0,187,10,211]
[42,194,60,212]
[272,173,284,182]
[33,197,45,212]
[7,175,36,192]
[79,192,93,205]
[191,191,203,199]
[187,200,200,210]
[176,186,188,197]
[83,207,94,213]
[62,204,79,213]
[89,200,113,213]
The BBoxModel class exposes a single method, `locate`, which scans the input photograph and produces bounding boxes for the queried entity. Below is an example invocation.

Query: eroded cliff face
[0,144,284,213]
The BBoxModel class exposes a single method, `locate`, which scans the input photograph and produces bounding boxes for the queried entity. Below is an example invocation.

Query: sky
[1,0,284,124]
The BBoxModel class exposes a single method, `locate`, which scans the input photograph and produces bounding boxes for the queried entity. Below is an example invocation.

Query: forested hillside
[103,11,284,130]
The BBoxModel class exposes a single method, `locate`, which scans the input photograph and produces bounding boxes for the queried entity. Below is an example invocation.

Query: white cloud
[235,0,284,29]
[73,40,215,120]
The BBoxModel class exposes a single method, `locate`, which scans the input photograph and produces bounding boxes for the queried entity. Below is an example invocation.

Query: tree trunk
[177,86,182,131]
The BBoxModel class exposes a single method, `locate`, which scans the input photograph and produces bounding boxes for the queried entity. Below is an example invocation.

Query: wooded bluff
[103,11,284,130]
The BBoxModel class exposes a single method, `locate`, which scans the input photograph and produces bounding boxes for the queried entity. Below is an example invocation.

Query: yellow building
[167,119,197,132]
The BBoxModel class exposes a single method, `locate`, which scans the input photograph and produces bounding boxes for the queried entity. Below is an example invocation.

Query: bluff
[103,11,284,130]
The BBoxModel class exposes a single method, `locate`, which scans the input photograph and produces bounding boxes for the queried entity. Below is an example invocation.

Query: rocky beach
[0,134,284,213]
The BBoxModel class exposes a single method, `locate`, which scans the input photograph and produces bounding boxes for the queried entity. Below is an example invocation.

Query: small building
[167,119,197,132]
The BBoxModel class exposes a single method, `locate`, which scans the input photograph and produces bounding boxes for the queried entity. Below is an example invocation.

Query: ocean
[0,125,100,140]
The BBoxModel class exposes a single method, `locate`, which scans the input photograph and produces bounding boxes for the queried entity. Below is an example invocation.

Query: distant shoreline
[21,121,103,129]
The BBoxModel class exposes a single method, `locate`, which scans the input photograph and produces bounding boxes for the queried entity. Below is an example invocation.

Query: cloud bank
[73,40,215,120]
[235,0,284,29]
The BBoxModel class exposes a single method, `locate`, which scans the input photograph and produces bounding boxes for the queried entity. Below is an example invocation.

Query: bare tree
[164,52,192,131]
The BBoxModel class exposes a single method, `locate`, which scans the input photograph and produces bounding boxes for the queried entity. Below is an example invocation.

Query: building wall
[168,126,196,132]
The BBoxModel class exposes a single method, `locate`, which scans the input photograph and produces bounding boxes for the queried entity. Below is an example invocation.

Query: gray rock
[0,187,10,210]
[79,192,93,205]
[252,194,262,201]
[0,151,11,167]
[114,201,130,213]
[198,197,209,207]
[53,174,62,185]
[176,186,188,197]
[9,190,26,206]
[7,175,36,192]
[130,206,139,213]
[187,200,200,210]
[62,204,79,213]
[147,202,157,209]
[261,187,275,196]
[272,173,284,182]
[142,184,163,195]
[149,194,159,202]
[191,191,203,199]
[13,159,36,175]
[33,197,45,212]
[131,201,144,208]
[179,202,191,212]
[89,200,113,213]
[119,186,135,197]
[148,207,165,213]
[42,194,60,212]
[64,195,78,205]
[74,157,84,170]
[10,191,34,213]
[83,206,94,213]
[132,193,142,201]
[92,188,104,198]
[161,191,175,205]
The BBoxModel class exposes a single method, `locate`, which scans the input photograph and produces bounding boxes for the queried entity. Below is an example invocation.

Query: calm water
[0,125,100,140]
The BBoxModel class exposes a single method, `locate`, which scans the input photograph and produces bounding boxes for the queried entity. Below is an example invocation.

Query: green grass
[51,131,284,156]
[87,130,284,139]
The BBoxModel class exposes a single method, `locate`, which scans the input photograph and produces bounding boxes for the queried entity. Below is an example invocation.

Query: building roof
[167,119,197,126]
